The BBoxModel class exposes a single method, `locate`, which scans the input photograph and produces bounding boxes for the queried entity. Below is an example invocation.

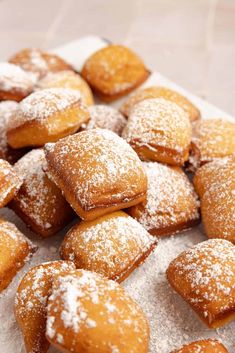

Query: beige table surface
[0,0,234,116]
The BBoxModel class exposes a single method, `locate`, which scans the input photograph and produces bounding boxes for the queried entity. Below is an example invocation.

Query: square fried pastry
[0,218,36,292]
[128,162,199,236]
[7,88,90,148]
[81,44,149,101]
[60,211,157,282]
[10,149,75,237]
[122,98,192,166]
[44,129,147,221]
[167,239,235,328]
[0,158,22,208]
[171,339,228,353]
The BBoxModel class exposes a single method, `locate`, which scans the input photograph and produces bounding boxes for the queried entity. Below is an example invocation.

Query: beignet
[44,129,147,221]
[0,218,36,292]
[46,269,149,353]
[120,86,201,121]
[10,149,75,237]
[128,162,200,236]
[7,88,89,148]
[171,339,228,353]
[81,104,126,135]
[81,44,149,101]
[60,211,157,282]
[122,98,192,165]
[9,48,72,81]
[167,239,235,328]
[36,70,94,106]
[15,261,75,353]
[0,158,22,207]
[0,62,33,102]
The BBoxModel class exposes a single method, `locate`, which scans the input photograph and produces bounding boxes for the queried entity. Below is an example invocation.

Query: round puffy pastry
[60,211,157,282]
[167,239,235,328]
[7,88,90,148]
[193,156,235,243]
[9,48,72,81]
[15,261,75,353]
[0,158,22,207]
[191,119,235,167]
[0,218,36,292]
[81,44,149,102]
[36,70,94,106]
[44,129,147,221]
[0,62,33,102]
[80,104,126,135]
[122,98,192,165]
[120,86,201,122]
[128,162,200,236]
[46,269,150,353]
[10,149,75,237]
[171,339,228,353]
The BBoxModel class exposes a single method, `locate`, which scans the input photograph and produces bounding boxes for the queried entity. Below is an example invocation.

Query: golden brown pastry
[44,129,147,221]
[171,339,228,353]
[46,269,149,353]
[167,239,235,328]
[191,119,235,167]
[15,261,75,353]
[10,149,75,237]
[7,88,89,148]
[122,98,192,165]
[128,162,200,236]
[9,48,72,81]
[80,104,126,135]
[0,62,33,102]
[36,70,94,106]
[120,86,201,121]
[0,158,22,207]
[0,218,36,292]
[81,44,149,101]
[193,157,235,243]
[60,211,157,282]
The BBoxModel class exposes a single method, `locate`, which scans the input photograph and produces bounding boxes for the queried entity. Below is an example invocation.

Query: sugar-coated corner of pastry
[127,162,200,236]
[44,128,147,221]
[10,149,75,237]
[122,98,192,165]
[60,210,157,282]
[171,339,228,353]
[46,269,149,353]
[120,86,201,122]
[0,218,36,292]
[0,158,22,208]
[7,87,90,148]
[15,260,75,353]
[81,44,150,101]
[167,239,235,328]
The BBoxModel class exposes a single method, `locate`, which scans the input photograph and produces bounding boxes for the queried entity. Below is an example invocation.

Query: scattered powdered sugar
[0,63,33,93]
[0,101,19,158]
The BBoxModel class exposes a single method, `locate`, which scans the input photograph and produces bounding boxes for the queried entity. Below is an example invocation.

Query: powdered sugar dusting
[0,63,33,93]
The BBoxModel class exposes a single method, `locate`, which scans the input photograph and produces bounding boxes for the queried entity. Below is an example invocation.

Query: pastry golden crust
[46,269,150,353]
[120,86,201,122]
[0,158,22,207]
[44,129,147,221]
[60,211,157,282]
[167,239,235,329]
[81,44,149,101]
[9,48,72,81]
[36,70,94,106]
[10,149,75,237]
[128,162,200,236]
[191,119,235,167]
[80,105,126,135]
[15,261,75,353]
[171,339,228,353]
[122,98,192,165]
[0,218,36,292]
[7,88,90,148]
[0,63,33,102]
